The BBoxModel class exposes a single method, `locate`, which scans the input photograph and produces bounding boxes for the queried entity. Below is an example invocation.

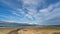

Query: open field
[0,27,60,34]
[0,28,17,34]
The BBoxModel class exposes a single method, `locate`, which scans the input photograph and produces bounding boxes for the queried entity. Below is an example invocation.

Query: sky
[0,0,60,25]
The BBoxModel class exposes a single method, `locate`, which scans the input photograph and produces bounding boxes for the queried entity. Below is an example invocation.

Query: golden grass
[0,28,60,34]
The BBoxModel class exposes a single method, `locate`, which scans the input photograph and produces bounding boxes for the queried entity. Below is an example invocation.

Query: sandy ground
[0,28,17,34]
[0,28,60,34]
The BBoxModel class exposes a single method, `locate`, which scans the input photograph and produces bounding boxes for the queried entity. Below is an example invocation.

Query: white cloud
[11,10,21,17]
[1,0,14,8]
[13,12,20,16]
[29,2,60,25]
[17,9,26,15]
[45,8,60,20]
[39,4,54,15]
[1,20,16,23]
[1,0,20,10]
[39,8,49,15]
[28,8,37,15]
[25,14,32,18]
[23,0,39,6]
[37,2,60,20]
[23,0,45,9]
[36,2,60,25]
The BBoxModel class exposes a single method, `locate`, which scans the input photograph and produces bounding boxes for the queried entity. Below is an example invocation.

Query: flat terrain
[0,28,60,34]
[0,28,17,34]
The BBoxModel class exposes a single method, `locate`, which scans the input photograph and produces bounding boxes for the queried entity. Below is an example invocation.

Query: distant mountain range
[0,21,37,28]
[0,21,60,28]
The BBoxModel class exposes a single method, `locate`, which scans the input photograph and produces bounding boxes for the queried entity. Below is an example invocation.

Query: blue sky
[0,0,60,25]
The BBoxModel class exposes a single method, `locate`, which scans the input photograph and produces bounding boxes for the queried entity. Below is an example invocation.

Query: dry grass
[0,28,60,34]
[0,28,17,34]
